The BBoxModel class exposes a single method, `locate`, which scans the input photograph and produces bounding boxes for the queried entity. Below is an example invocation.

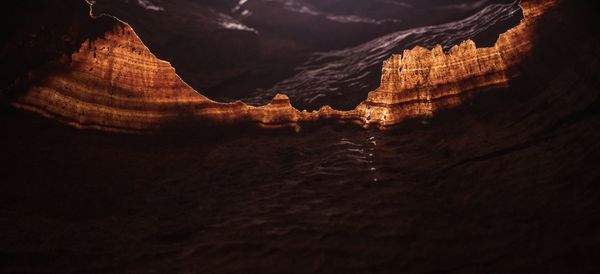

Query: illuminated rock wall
[11,0,559,132]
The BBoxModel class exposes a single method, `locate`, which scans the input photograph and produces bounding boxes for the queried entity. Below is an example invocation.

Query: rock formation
[10,0,560,133]
[11,21,318,132]
[353,0,559,128]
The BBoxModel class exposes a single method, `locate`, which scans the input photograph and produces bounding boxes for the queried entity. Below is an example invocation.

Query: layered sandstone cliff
[354,0,559,128]
[10,0,559,132]
[11,21,319,132]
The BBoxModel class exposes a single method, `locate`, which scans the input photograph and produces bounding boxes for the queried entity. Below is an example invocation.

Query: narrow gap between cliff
[89,0,524,112]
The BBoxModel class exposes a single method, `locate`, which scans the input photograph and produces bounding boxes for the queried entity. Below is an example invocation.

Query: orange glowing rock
[11,0,559,133]
[354,0,559,128]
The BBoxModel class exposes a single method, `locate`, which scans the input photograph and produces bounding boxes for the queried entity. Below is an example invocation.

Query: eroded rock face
[13,23,209,132]
[11,21,316,132]
[10,0,560,133]
[355,0,559,128]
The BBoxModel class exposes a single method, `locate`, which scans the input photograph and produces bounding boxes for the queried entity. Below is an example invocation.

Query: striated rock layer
[353,0,559,128]
[11,0,559,133]
[10,21,318,132]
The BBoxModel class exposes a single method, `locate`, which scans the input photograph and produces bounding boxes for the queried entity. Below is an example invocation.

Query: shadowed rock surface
[1,0,600,273]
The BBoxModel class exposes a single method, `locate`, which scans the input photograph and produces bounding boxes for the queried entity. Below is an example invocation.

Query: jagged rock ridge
[11,0,558,132]
[353,0,557,128]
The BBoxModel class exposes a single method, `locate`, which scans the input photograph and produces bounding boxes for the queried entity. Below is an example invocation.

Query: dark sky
[92,0,522,109]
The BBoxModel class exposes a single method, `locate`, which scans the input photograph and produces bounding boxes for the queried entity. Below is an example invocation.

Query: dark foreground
[2,42,600,272]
